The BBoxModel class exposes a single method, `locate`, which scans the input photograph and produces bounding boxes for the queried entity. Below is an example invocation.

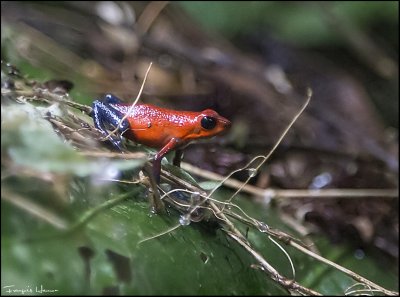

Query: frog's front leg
[91,94,130,150]
[153,138,181,183]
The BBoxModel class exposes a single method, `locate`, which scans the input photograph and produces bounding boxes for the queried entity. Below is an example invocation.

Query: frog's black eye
[201,116,217,130]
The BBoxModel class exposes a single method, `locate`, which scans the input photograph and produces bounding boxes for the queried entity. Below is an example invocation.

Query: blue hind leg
[91,94,130,150]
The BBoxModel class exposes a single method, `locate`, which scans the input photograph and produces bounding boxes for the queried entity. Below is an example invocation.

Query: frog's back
[112,103,199,148]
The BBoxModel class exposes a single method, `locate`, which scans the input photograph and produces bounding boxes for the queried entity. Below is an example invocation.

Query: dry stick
[48,118,90,144]
[264,188,398,198]
[181,162,398,199]
[80,151,147,160]
[226,231,322,296]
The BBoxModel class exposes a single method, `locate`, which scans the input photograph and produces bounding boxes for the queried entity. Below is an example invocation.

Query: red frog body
[91,94,231,182]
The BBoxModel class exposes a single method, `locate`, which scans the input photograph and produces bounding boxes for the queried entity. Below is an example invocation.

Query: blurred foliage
[179,1,398,46]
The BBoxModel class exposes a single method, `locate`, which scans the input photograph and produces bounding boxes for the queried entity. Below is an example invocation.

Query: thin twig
[181,162,398,199]
[137,223,181,246]
[225,230,322,295]
[80,151,148,160]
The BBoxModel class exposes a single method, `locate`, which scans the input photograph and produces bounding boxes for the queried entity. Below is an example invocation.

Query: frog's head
[192,109,231,139]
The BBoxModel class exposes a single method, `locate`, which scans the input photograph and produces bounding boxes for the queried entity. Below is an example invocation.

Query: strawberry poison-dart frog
[91,94,231,182]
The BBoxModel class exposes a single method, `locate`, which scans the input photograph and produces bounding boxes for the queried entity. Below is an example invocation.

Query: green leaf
[1,191,288,295]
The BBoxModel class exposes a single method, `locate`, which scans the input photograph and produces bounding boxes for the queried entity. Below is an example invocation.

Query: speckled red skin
[111,103,231,149]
